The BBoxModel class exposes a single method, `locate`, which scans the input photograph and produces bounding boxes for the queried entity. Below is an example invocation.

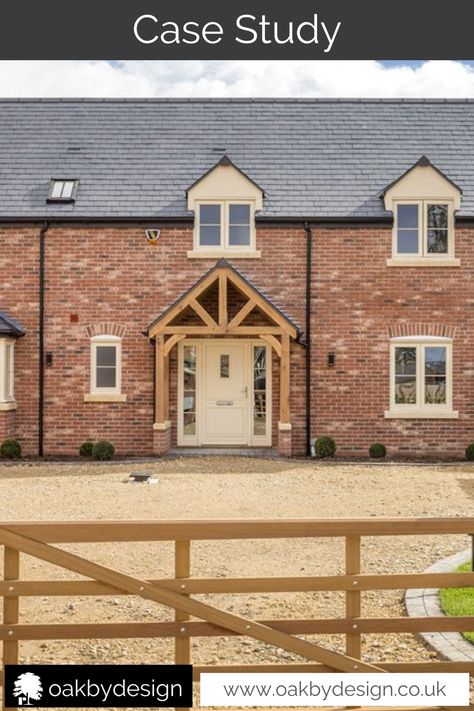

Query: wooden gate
[1,518,474,710]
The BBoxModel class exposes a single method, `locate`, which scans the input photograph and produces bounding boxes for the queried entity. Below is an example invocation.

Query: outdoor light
[327,353,335,367]
[46,352,53,366]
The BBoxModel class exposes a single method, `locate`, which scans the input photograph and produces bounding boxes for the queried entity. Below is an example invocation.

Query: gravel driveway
[1,457,474,709]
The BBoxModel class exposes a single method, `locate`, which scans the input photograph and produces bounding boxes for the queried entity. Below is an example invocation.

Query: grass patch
[439,561,474,644]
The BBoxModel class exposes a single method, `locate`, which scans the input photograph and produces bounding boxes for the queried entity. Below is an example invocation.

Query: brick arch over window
[85,323,127,339]
[388,323,457,339]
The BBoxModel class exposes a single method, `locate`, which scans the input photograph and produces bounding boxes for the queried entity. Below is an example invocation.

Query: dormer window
[186,155,263,258]
[382,156,461,267]
[197,201,253,250]
[48,179,77,203]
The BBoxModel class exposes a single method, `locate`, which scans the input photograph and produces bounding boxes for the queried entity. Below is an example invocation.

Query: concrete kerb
[405,548,474,661]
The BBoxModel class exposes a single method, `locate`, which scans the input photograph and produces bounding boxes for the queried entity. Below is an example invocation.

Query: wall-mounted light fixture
[327,353,336,367]
[46,352,53,367]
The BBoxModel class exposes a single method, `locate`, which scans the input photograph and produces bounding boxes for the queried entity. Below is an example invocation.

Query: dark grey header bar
[0,0,472,60]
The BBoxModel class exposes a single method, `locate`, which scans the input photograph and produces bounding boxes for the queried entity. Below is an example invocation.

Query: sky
[1,60,474,98]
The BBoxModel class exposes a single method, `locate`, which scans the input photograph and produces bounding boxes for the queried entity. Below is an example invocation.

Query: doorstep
[168,447,280,458]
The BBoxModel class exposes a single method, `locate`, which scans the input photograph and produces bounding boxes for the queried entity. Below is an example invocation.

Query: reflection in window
[425,346,446,404]
[253,346,266,436]
[183,346,197,436]
[220,354,230,378]
[229,204,251,246]
[427,204,448,254]
[394,347,417,404]
[96,345,117,389]
[397,204,419,254]
[199,204,221,246]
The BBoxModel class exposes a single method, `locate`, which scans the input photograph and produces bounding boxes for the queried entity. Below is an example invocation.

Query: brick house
[0,97,473,458]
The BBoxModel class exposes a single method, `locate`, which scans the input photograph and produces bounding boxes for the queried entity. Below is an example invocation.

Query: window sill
[386,257,460,267]
[385,409,458,419]
[0,401,17,411]
[187,250,261,259]
[84,393,127,403]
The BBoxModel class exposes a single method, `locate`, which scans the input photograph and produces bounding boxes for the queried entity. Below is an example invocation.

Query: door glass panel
[220,354,230,378]
[183,346,197,436]
[394,347,416,404]
[425,346,447,404]
[254,346,267,436]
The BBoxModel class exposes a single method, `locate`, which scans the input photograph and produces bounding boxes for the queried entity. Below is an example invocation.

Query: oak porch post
[153,334,172,455]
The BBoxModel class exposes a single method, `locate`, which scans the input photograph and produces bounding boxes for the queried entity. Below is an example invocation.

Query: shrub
[0,438,22,459]
[92,440,115,461]
[369,442,387,459]
[466,443,474,461]
[79,441,94,458]
[314,436,336,459]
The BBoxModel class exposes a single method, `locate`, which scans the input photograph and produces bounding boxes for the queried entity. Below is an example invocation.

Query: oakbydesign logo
[13,672,43,706]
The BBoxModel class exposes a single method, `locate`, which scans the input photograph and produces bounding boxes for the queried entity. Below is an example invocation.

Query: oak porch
[146,260,299,455]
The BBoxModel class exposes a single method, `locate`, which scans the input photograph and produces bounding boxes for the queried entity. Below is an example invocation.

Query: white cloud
[1,60,474,98]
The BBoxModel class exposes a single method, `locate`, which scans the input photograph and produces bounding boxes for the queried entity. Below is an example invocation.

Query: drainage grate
[125,471,159,484]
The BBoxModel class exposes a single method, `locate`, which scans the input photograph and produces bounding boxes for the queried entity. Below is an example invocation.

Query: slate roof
[1,98,474,220]
[0,312,25,337]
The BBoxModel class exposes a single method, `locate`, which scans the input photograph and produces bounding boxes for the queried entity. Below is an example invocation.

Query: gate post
[3,547,19,711]
[174,540,191,711]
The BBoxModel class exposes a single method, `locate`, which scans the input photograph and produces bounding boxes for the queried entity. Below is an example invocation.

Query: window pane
[395,347,416,375]
[395,376,417,404]
[427,204,448,229]
[62,181,75,199]
[183,346,196,437]
[4,345,12,399]
[96,367,116,388]
[397,230,419,254]
[200,204,220,224]
[425,377,446,404]
[229,204,250,224]
[199,225,221,246]
[427,229,448,254]
[397,204,418,229]
[96,346,116,367]
[254,346,267,436]
[229,225,251,246]
[50,181,64,199]
[220,354,230,378]
[425,347,446,375]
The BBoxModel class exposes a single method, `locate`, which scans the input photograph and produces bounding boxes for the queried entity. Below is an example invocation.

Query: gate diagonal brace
[0,526,384,674]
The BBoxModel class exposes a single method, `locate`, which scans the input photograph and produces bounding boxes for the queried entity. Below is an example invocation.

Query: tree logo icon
[12,672,43,706]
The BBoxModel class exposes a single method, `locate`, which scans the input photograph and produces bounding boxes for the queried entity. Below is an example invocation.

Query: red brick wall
[311,224,474,458]
[0,224,307,456]
[2,220,473,458]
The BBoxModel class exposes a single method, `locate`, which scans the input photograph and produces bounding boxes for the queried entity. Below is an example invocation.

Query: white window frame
[0,338,16,409]
[393,200,455,260]
[90,335,122,396]
[385,336,457,419]
[194,200,256,253]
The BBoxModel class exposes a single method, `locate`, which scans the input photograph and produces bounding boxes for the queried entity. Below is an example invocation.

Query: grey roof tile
[0,98,473,219]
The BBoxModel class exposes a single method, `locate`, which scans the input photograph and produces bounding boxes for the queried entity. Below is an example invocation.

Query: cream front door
[202,342,249,445]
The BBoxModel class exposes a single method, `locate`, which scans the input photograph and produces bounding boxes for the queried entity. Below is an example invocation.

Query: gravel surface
[1,457,474,709]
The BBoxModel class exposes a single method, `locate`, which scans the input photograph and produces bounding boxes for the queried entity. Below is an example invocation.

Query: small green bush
[0,439,22,459]
[314,436,336,459]
[369,442,387,459]
[79,441,94,457]
[466,443,474,461]
[92,440,115,461]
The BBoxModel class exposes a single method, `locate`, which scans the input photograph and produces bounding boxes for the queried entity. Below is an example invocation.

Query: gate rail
[1,518,474,711]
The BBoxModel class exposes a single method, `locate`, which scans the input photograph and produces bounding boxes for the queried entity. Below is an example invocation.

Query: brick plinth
[277,424,293,457]
[153,422,172,456]
[0,409,17,442]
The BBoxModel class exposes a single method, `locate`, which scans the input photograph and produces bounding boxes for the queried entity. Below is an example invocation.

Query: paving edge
[405,547,474,661]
